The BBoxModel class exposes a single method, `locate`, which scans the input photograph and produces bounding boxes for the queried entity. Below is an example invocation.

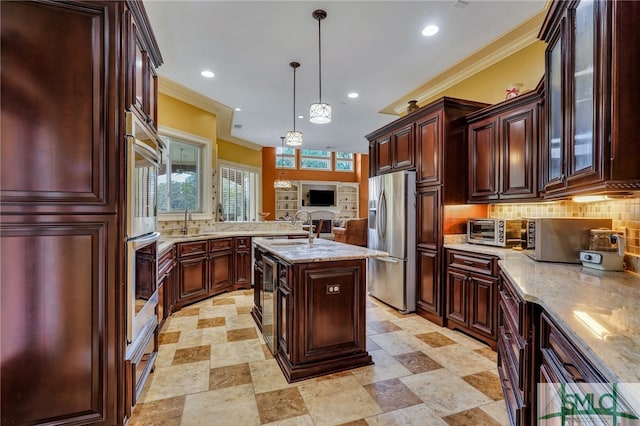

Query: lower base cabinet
[445,249,498,349]
[497,270,532,425]
[416,249,443,326]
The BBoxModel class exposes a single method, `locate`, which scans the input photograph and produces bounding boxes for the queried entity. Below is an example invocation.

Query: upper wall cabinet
[368,124,413,176]
[366,98,487,190]
[125,0,163,133]
[539,0,640,198]
[467,82,543,203]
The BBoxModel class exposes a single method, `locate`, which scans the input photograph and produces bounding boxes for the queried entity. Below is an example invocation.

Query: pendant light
[309,9,331,124]
[273,136,292,189]
[285,62,303,146]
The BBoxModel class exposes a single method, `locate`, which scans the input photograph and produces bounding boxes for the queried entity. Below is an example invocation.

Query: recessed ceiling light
[422,25,439,37]
[347,92,359,99]
[298,115,304,119]
[235,107,242,112]
[201,70,215,78]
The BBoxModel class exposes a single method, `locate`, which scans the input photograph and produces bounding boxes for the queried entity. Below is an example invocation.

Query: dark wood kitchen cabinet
[125,1,161,133]
[234,236,252,289]
[445,249,498,349]
[209,238,234,294]
[368,125,414,175]
[367,97,487,323]
[372,133,392,175]
[175,237,254,309]
[539,0,640,198]
[467,83,543,203]
[497,270,533,426]
[176,241,210,309]
[157,246,177,329]
[0,1,162,424]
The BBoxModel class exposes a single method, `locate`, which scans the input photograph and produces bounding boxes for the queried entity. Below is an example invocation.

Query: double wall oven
[125,111,161,359]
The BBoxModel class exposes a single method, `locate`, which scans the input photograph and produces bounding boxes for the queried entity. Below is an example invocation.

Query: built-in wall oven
[125,112,161,347]
[125,111,161,407]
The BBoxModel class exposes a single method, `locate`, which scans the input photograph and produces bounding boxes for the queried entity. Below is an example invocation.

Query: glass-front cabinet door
[546,34,563,187]
[569,0,595,176]
[542,0,603,195]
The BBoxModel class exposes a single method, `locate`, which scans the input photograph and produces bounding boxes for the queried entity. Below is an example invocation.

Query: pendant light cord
[317,16,322,103]
[293,65,297,131]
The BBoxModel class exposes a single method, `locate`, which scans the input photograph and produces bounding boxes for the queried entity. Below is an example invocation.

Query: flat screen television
[308,189,334,206]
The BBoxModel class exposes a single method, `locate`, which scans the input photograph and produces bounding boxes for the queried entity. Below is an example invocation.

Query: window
[300,149,331,170]
[335,152,354,172]
[276,146,296,169]
[157,127,212,218]
[219,162,260,222]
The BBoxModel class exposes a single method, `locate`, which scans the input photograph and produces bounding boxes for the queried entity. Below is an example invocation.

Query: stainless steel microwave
[524,218,612,263]
[467,218,522,248]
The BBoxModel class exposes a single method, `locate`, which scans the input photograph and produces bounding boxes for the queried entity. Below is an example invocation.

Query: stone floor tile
[364,403,448,426]
[442,406,502,425]
[351,349,412,385]
[197,316,226,328]
[368,331,426,356]
[171,345,211,365]
[401,369,493,417]
[415,331,457,348]
[158,331,180,345]
[209,362,252,390]
[428,343,497,376]
[141,361,210,402]
[180,384,260,426]
[462,370,503,401]
[129,395,184,426]
[255,387,308,424]
[363,378,423,412]
[393,351,443,374]
[211,297,236,306]
[227,326,258,341]
[367,320,403,334]
[478,400,509,425]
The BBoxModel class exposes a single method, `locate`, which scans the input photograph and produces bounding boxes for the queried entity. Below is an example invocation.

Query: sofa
[332,217,368,247]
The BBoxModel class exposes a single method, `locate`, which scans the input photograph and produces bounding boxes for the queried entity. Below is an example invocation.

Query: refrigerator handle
[376,257,399,264]
[378,190,387,240]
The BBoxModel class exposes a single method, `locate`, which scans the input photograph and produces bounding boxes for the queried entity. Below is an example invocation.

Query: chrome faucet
[291,210,314,244]
[181,209,191,235]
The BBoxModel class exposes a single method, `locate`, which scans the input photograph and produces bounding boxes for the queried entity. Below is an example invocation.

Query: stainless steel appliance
[467,218,523,248]
[367,170,416,313]
[125,111,161,347]
[261,255,278,353]
[580,229,626,271]
[525,218,612,263]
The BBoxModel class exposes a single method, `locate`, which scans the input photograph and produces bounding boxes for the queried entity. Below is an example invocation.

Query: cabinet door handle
[463,260,474,265]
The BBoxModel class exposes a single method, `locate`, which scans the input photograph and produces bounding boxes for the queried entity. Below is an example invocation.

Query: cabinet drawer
[447,250,497,276]
[235,236,251,250]
[209,238,233,252]
[499,306,527,394]
[177,241,207,257]
[158,246,175,276]
[539,313,602,384]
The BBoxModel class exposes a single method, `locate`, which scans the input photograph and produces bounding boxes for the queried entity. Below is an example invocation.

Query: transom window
[300,149,332,171]
[219,162,260,222]
[275,146,296,169]
[335,152,354,172]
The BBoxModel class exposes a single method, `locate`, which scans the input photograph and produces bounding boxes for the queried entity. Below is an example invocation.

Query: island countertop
[253,237,388,264]
[445,242,640,384]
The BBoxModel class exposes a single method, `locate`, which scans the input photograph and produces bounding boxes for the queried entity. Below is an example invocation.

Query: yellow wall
[158,93,217,141]
[423,41,546,105]
[217,138,262,168]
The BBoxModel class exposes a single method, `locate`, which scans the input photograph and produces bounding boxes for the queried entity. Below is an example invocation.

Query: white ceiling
[144,0,545,154]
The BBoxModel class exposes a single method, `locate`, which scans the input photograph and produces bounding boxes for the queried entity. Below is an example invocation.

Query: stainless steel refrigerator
[367,170,416,313]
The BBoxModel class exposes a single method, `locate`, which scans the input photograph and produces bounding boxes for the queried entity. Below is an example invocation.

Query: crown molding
[158,77,263,151]
[381,8,548,116]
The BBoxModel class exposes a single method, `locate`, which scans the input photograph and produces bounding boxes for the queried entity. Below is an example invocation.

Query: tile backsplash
[489,197,640,272]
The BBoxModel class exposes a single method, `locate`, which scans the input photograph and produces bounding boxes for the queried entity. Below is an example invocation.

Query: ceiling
[144,1,545,154]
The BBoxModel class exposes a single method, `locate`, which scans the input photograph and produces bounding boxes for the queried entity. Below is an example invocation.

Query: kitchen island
[251,237,387,382]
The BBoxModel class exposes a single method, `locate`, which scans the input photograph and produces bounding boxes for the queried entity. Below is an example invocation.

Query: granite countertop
[253,237,388,264]
[158,230,308,254]
[445,242,640,384]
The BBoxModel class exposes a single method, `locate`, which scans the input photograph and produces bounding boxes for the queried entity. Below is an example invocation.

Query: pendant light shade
[274,137,292,189]
[309,9,331,124]
[285,62,303,146]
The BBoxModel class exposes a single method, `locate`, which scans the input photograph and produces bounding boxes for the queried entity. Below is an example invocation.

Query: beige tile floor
[131,290,508,426]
